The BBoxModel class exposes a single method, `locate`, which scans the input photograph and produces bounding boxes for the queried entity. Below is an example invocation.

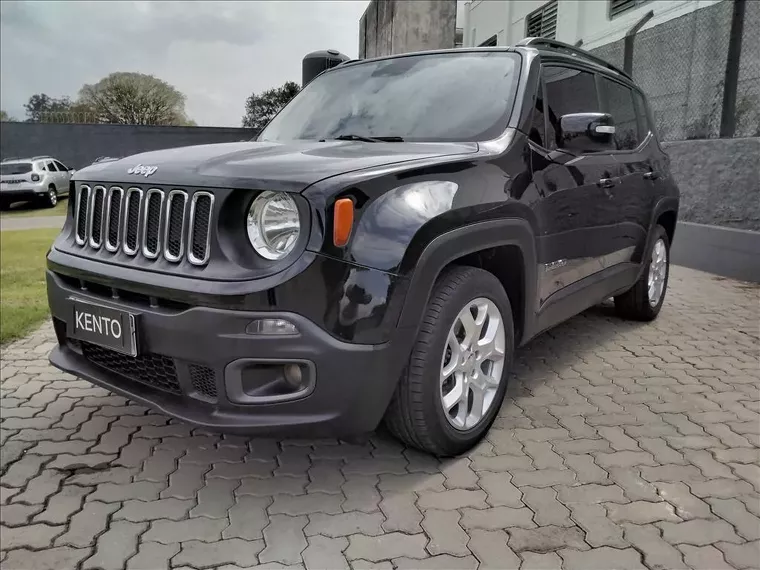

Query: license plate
[69,299,137,356]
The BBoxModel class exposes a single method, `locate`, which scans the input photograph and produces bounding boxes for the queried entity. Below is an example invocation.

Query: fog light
[246,318,298,336]
[283,363,303,388]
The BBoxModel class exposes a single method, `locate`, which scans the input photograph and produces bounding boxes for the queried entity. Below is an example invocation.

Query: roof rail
[31,155,52,161]
[516,37,632,80]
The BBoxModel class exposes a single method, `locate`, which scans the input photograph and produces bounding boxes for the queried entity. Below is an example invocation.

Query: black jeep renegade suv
[46,38,679,456]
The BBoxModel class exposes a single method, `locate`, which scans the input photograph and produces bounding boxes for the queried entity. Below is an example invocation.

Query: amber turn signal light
[333,198,354,247]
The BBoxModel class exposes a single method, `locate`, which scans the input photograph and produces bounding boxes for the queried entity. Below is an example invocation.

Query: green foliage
[0,110,14,122]
[242,81,300,130]
[78,72,192,125]
[23,94,75,122]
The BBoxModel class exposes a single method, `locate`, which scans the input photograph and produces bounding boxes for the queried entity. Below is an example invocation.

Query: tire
[614,225,670,321]
[384,266,514,456]
[44,187,58,208]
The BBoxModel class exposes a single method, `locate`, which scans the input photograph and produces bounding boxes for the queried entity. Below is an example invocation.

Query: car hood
[74,140,479,192]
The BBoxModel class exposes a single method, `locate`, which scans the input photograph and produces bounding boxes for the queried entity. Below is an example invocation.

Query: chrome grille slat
[164,190,187,263]
[88,186,106,249]
[188,192,214,266]
[123,188,143,256]
[73,183,212,266]
[142,188,164,259]
[75,185,90,245]
[105,187,123,252]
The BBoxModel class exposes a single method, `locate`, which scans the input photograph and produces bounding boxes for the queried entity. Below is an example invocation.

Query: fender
[396,218,538,345]
[638,196,679,280]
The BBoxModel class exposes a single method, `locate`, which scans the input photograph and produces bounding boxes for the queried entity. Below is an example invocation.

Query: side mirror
[558,112,615,153]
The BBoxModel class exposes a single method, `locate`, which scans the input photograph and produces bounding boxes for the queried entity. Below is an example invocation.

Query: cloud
[0,0,368,126]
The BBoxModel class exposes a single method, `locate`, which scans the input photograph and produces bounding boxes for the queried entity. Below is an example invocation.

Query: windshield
[259,51,521,143]
[1,163,33,175]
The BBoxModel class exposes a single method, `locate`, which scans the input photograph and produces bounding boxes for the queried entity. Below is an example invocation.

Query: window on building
[479,35,497,47]
[600,77,639,150]
[455,28,464,48]
[610,0,651,19]
[526,0,558,39]
[543,66,599,149]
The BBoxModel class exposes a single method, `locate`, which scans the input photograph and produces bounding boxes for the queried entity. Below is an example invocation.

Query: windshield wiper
[324,134,405,143]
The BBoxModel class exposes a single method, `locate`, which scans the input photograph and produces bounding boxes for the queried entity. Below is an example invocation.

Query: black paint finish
[46,45,680,436]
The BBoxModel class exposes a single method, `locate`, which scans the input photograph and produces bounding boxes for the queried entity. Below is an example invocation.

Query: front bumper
[47,270,405,437]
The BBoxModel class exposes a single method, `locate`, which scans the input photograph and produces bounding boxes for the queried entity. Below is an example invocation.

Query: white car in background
[0,156,74,209]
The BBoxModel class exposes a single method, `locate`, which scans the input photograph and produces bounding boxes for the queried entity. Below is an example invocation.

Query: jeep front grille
[74,184,213,265]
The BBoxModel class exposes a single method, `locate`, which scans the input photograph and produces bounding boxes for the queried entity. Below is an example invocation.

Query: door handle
[644,171,660,180]
[597,178,618,189]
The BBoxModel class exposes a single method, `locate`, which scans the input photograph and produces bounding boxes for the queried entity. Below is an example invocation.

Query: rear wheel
[384,266,514,456]
[43,187,58,208]
[614,225,670,321]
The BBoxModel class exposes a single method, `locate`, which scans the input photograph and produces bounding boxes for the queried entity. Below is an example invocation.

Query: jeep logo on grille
[127,164,158,177]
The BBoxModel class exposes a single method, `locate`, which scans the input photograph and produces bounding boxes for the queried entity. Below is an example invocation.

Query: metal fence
[590,0,759,141]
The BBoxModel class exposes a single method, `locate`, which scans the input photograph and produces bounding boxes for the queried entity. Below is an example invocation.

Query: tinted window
[528,81,547,147]
[633,90,651,140]
[46,161,58,172]
[1,163,32,175]
[260,52,521,143]
[544,66,598,148]
[601,77,639,150]
[54,161,68,171]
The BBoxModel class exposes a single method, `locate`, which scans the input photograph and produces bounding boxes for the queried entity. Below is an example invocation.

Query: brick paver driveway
[1,266,758,570]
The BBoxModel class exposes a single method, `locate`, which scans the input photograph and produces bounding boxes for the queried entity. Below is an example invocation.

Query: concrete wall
[359,0,457,58]
[0,122,258,169]
[664,138,760,231]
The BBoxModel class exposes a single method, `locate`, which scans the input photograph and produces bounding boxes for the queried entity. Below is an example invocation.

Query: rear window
[1,163,33,175]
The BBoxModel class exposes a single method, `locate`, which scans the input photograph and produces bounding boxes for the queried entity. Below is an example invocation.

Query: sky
[0,1,371,127]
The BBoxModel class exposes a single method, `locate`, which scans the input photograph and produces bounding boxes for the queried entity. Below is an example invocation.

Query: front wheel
[614,225,670,321]
[384,266,514,456]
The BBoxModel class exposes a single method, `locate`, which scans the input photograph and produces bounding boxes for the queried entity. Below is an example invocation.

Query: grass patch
[1,228,59,344]
[1,198,68,218]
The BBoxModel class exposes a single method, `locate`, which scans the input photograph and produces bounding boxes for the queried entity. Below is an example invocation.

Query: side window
[633,90,651,140]
[38,162,47,171]
[600,77,639,150]
[528,77,547,147]
[543,66,599,149]
[46,161,58,172]
[54,161,68,171]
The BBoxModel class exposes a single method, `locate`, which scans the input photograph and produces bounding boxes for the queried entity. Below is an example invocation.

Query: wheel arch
[397,219,538,347]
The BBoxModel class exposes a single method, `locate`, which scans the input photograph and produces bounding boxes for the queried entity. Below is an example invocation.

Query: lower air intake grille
[189,364,217,399]
[81,342,181,395]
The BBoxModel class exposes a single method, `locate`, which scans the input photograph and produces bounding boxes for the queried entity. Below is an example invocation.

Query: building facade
[462,0,722,51]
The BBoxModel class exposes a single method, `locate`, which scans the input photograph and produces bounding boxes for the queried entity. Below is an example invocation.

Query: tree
[242,81,300,129]
[78,72,192,126]
[0,110,14,122]
[23,93,73,122]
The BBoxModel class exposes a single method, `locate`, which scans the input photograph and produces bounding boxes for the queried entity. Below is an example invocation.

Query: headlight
[246,191,301,260]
